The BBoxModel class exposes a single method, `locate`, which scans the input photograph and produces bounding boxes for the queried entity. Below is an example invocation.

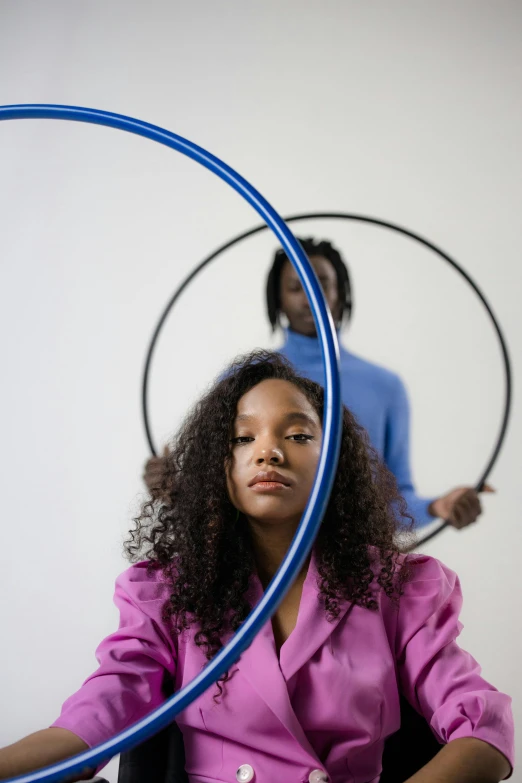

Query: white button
[309,770,329,783]
[236,763,255,782]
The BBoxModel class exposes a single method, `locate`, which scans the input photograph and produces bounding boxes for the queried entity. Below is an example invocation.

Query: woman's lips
[250,481,290,492]
[248,470,292,492]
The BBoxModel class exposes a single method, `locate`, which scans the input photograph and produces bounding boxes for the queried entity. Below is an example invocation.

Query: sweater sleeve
[384,373,436,527]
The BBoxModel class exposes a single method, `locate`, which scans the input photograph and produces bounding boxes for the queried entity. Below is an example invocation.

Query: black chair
[380,697,442,783]
[91,695,441,783]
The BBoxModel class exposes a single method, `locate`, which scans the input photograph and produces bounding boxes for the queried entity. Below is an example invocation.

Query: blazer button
[236,763,255,782]
[308,770,329,783]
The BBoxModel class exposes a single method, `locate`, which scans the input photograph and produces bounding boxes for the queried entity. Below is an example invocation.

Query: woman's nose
[255,445,284,465]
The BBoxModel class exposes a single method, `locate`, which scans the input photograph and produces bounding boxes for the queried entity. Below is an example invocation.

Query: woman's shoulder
[400,552,458,593]
[375,551,460,616]
[115,560,173,609]
[390,552,462,630]
[371,548,456,587]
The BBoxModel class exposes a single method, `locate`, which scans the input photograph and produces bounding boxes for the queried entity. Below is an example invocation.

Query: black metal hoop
[142,212,512,550]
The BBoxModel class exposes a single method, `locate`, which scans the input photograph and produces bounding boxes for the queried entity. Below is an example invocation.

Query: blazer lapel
[231,574,321,760]
[279,551,353,682]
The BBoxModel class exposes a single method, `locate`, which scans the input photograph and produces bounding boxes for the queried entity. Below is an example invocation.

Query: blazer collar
[231,551,353,754]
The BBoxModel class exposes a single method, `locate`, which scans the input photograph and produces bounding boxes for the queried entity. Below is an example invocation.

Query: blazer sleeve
[395,554,514,776]
[51,561,176,749]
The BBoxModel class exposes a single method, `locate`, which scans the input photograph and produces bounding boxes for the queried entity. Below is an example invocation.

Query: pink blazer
[53,553,514,783]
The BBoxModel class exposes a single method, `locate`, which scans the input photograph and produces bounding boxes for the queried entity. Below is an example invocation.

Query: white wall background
[0,1,521,780]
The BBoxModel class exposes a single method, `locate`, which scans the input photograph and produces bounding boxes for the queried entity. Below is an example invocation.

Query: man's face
[279,255,341,336]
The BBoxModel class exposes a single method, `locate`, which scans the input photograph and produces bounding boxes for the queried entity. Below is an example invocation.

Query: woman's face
[227,379,322,526]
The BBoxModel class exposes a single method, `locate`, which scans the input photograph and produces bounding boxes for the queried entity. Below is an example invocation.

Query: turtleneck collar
[282,328,347,362]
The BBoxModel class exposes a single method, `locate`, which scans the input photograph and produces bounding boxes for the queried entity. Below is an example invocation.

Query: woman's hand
[406,737,511,783]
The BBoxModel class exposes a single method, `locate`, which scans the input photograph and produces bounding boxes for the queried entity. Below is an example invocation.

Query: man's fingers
[463,490,481,517]
[448,504,462,527]
[444,484,493,529]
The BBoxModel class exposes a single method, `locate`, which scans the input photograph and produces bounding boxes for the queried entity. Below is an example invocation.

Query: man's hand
[428,485,494,529]
[142,446,170,499]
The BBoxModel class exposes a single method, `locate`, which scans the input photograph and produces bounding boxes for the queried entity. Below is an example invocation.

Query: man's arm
[385,374,489,529]
[384,374,435,526]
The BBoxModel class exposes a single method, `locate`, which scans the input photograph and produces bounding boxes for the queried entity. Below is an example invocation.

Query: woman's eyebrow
[234,410,319,427]
[235,413,255,423]
[283,411,319,428]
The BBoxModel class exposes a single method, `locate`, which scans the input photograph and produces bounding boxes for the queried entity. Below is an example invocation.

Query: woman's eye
[231,436,254,444]
[287,433,314,442]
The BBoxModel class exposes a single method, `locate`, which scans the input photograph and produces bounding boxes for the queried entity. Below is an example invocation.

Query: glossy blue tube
[0,104,342,783]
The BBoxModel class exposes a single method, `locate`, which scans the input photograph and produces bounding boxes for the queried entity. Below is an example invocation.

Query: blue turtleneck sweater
[280,329,435,527]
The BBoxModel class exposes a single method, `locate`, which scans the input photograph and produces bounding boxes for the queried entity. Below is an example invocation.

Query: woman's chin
[244,504,304,527]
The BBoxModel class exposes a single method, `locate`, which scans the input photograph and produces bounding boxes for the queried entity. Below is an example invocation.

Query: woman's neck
[247,517,309,588]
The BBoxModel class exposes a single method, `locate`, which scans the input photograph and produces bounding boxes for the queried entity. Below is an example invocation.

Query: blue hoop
[0,104,342,783]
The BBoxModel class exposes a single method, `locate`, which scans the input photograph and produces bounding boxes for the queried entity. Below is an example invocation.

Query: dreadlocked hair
[125,351,412,698]
[266,236,353,331]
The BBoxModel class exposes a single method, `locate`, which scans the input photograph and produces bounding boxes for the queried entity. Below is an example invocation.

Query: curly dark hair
[266,236,353,331]
[126,351,412,686]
